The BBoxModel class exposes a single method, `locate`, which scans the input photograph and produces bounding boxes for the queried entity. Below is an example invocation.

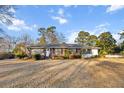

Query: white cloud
[33,24,38,28]
[95,23,110,28]
[50,8,70,25]
[92,23,110,35]
[49,8,65,16]
[67,31,79,43]
[106,5,124,13]
[112,33,120,41]
[7,18,36,31]
[52,16,68,24]
[12,19,25,26]
[119,30,124,34]
[8,26,21,31]
[58,8,64,16]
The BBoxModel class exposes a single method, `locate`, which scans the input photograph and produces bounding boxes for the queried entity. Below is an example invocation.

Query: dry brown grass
[0,58,124,88]
[95,57,124,63]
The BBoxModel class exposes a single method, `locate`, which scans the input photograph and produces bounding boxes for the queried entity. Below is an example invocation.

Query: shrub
[13,43,29,59]
[7,53,15,59]
[64,49,71,58]
[75,54,81,59]
[16,54,27,59]
[52,54,81,60]
[99,50,108,57]
[33,54,41,60]
[69,54,81,59]
[63,56,69,59]
[92,55,99,58]
[0,52,15,60]
[52,55,70,60]
[52,55,64,60]
[120,51,124,55]
[113,46,122,54]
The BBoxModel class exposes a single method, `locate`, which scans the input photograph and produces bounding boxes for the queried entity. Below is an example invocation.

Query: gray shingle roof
[28,43,100,49]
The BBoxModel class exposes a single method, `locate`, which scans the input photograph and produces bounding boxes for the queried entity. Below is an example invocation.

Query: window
[55,49,61,55]
[82,49,91,54]
[87,49,91,54]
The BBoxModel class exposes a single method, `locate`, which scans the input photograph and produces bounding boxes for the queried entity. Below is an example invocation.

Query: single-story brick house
[27,43,100,58]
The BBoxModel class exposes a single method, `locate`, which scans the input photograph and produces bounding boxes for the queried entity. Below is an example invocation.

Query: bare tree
[20,33,33,45]
[13,33,34,56]
[0,5,16,52]
[0,5,15,25]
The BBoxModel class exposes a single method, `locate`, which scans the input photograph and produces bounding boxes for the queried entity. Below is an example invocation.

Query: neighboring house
[27,43,100,58]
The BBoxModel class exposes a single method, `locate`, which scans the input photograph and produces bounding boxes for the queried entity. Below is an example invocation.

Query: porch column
[27,48,32,58]
[76,48,78,53]
[52,48,55,56]
[43,48,46,57]
[61,49,63,55]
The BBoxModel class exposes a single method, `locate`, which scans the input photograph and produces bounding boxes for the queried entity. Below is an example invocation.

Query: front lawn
[0,58,124,88]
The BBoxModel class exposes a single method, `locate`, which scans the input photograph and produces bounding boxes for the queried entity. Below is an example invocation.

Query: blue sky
[1,5,124,43]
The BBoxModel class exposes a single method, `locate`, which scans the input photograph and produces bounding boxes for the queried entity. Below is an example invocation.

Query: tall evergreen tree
[47,26,59,44]
[87,35,97,46]
[96,32,116,54]
[38,26,65,45]
[38,28,47,45]
[75,31,97,46]
[118,30,124,51]
[75,31,90,45]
